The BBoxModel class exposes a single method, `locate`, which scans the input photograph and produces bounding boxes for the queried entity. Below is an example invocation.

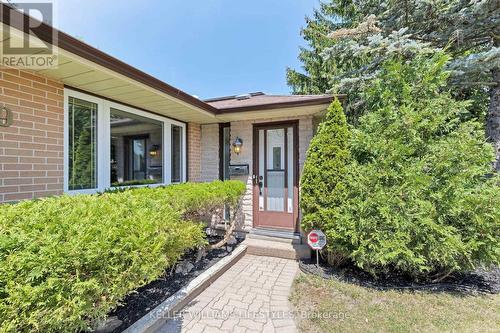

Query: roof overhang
[213,95,345,122]
[215,104,329,122]
[0,3,218,123]
[1,3,346,125]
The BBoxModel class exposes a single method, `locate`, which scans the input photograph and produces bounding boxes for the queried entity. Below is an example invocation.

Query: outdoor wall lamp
[232,137,243,155]
[149,145,160,157]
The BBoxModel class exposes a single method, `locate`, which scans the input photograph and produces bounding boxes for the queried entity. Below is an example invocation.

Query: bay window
[64,89,186,194]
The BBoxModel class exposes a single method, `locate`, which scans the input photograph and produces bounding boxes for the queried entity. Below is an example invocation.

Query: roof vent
[236,93,252,100]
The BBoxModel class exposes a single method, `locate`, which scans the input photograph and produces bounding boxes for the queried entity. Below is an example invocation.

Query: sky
[54,0,320,100]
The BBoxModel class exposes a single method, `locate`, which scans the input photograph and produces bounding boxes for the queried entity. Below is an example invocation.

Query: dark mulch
[299,255,500,294]
[110,236,242,333]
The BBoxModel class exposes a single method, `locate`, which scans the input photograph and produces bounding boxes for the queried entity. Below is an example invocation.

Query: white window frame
[63,88,187,194]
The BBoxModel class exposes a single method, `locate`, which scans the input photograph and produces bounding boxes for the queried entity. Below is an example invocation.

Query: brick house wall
[187,123,201,182]
[0,68,64,203]
[195,116,316,231]
[200,124,220,182]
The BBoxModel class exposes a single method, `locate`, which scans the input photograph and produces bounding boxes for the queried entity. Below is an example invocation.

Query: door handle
[258,175,263,195]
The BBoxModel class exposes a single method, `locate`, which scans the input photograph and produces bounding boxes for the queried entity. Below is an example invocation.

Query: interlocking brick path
[156,255,299,333]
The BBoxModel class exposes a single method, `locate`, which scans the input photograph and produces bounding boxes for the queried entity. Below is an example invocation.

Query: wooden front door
[253,121,298,231]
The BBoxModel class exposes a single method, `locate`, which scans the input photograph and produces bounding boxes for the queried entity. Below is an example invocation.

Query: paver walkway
[156,255,299,333]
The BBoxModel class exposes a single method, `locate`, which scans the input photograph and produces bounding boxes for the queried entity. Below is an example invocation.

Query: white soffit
[214,104,329,122]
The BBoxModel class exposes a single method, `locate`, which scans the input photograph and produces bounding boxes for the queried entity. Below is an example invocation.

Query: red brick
[47,183,63,190]
[4,178,33,186]
[20,157,46,164]
[4,163,32,170]
[19,71,47,84]
[4,192,33,201]
[34,164,58,171]
[20,99,47,110]
[5,149,33,156]
[19,84,47,97]
[19,142,45,150]
[19,113,47,124]
[32,81,58,94]
[2,72,31,86]
[34,190,61,198]
[0,186,19,194]
[0,141,19,148]
[20,184,46,192]
[20,170,46,177]
[3,88,33,101]
[6,103,34,115]
[33,95,59,107]
[35,177,58,184]
[2,68,20,76]
[19,128,46,137]
[0,171,20,178]
[1,156,18,163]
[0,79,20,90]
[0,95,20,105]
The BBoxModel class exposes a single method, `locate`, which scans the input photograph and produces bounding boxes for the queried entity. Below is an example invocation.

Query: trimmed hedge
[0,180,245,332]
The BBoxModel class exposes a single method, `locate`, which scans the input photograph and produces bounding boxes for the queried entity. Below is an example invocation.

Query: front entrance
[253,121,298,231]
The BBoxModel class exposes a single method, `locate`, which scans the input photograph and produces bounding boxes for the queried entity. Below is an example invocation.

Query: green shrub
[303,54,500,278]
[110,179,157,187]
[0,180,245,332]
[300,99,351,264]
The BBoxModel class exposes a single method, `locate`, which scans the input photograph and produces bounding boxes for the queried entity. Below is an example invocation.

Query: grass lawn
[290,274,500,333]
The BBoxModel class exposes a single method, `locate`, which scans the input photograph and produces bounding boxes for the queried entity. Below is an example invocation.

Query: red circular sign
[309,232,318,243]
[307,230,326,250]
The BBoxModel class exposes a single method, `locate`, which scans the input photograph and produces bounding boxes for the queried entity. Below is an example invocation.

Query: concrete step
[247,228,302,244]
[246,233,300,245]
[243,238,311,260]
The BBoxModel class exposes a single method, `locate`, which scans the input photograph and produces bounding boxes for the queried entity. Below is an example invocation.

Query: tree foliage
[300,99,350,230]
[288,1,499,164]
[301,54,500,278]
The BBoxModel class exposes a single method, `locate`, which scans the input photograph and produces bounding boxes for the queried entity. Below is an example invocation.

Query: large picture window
[68,97,97,190]
[64,89,186,193]
[110,108,163,187]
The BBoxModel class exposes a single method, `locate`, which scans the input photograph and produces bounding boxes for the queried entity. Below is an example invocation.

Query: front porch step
[247,228,302,245]
[243,238,311,260]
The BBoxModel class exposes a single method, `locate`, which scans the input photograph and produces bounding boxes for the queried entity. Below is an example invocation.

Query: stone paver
[156,255,299,333]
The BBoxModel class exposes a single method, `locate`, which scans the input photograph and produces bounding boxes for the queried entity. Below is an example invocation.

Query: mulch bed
[299,256,500,294]
[109,236,242,333]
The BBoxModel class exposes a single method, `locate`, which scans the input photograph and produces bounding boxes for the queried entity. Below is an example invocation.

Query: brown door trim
[252,120,299,232]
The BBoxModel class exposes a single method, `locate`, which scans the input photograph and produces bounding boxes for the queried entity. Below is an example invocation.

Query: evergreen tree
[286,1,362,95]
[300,99,350,230]
[315,54,500,278]
[288,0,499,167]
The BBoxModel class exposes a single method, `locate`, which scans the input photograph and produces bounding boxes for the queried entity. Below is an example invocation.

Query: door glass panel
[222,125,231,220]
[132,138,146,180]
[266,129,285,212]
[258,129,265,211]
[110,108,163,186]
[287,127,294,213]
[68,97,97,190]
[222,126,231,181]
